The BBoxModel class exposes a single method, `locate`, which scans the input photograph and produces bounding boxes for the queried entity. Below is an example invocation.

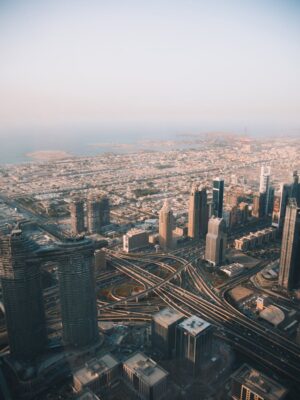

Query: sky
[0,0,300,138]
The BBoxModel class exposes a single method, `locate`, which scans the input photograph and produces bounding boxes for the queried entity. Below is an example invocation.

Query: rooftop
[153,307,184,328]
[259,305,285,327]
[232,364,288,400]
[178,316,211,336]
[124,352,168,386]
[75,389,101,400]
[73,353,119,385]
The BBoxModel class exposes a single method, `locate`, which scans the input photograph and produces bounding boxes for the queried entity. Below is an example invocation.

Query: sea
[0,129,174,164]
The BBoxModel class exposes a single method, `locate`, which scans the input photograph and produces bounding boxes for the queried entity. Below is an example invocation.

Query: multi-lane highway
[105,249,300,385]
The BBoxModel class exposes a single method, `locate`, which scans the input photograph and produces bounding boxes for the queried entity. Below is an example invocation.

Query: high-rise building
[99,196,110,226]
[231,364,288,400]
[0,227,47,360]
[175,316,213,376]
[87,193,101,234]
[291,170,300,205]
[212,178,224,218]
[56,237,99,348]
[188,185,208,239]
[159,200,174,251]
[152,307,184,358]
[278,198,300,291]
[272,171,300,232]
[259,166,272,215]
[70,198,85,234]
[252,192,267,219]
[259,166,271,193]
[272,184,290,231]
[205,217,227,266]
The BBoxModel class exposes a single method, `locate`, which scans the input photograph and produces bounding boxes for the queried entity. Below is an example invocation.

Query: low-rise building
[220,263,244,278]
[123,352,168,400]
[123,229,149,252]
[234,227,276,251]
[231,363,288,400]
[73,353,120,394]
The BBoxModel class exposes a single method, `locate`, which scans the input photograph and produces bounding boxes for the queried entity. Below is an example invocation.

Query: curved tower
[0,227,47,360]
[56,237,99,348]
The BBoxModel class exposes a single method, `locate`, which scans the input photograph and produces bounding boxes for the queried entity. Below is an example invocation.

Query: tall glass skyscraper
[212,178,224,218]
[278,198,300,290]
[0,226,47,360]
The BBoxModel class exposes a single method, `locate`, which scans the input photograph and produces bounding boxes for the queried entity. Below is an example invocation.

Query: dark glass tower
[99,196,110,226]
[56,237,99,348]
[0,227,47,360]
[188,185,208,239]
[212,178,224,218]
[278,198,300,290]
[70,197,85,234]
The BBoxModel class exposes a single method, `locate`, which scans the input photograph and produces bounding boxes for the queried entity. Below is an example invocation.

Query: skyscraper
[278,198,300,291]
[272,183,290,231]
[212,178,224,218]
[0,226,47,360]
[252,192,267,219]
[188,185,208,239]
[70,197,85,234]
[99,195,110,226]
[56,237,99,348]
[87,193,101,234]
[291,170,300,205]
[205,217,227,266]
[259,166,272,215]
[175,316,213,376]
[159,200,174,251]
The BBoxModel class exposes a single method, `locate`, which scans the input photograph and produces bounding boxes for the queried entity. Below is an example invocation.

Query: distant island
[26,150,72,161]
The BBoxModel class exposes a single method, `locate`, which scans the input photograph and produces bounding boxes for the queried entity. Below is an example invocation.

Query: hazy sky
[1,0,300,136]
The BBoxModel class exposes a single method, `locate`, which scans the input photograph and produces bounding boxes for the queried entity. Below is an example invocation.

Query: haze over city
[1,0,300,140]
[0,2,300,400]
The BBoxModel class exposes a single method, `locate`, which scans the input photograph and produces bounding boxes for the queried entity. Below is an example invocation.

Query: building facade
[56,237,99,348]
[212,178,224,218]
[70,198,85,234]
[0,227,47,360]
[123,229,149,252]
[175,316,213,376]
[159,200,174,251]
[99,196,110,226]
[188,185,208,239]
[87,194,101,234]
[205,217,227,266]
[231,364,288,400]
[278,198,300,291]
[152,307,184,358]
[73,353,120,394]
[123,353,168,400]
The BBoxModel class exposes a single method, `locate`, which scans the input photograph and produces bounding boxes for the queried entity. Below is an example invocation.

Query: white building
[123,229,149,252]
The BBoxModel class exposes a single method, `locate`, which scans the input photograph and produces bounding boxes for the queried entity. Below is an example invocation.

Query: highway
[105,249,300,384]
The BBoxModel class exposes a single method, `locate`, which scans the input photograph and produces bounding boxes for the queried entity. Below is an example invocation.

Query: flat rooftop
[178,316,211,336]
[232,364,288,400]
[75,389,101,400]
[124,352,168,386]
[153,307,184,328]
[73,353,119,386]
